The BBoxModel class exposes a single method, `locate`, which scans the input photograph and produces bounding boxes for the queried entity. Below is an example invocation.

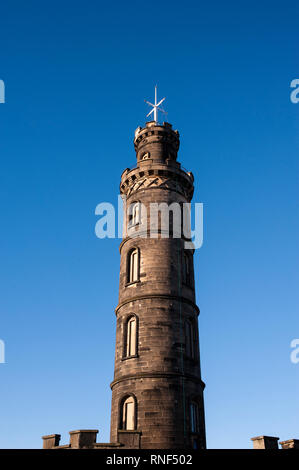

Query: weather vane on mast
[145,85,167,123]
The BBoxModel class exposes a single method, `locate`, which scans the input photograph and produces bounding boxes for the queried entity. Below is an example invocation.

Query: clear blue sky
[0,0,298,449]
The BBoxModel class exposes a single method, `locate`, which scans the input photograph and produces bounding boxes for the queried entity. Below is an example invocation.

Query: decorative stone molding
[115,294,200,315]
[120,166,194,200]
[110,372,206,389]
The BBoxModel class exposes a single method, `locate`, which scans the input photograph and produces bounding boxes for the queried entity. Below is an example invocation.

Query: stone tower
[110,120,206,449]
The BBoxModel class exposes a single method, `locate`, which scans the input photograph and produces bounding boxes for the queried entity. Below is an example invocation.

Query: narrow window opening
[186,319,194,358]
[129,202,140,227]
[128,249,139,283]
[122,396,135,430]
[183,252,192,286]
[185,319,197,359]
[190,402,199,433]
[126,316,137,357]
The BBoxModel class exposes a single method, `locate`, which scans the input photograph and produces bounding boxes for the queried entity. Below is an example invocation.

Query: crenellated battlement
[42,429,141,449]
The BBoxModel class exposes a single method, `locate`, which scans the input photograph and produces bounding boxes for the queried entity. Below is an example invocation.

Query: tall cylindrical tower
[110,121,206,449]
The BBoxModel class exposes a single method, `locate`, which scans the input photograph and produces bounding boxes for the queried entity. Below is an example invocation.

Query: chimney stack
[42,434,61,449]
[279,439,299,449]
[69,429,98,448]
[251,435,279,449]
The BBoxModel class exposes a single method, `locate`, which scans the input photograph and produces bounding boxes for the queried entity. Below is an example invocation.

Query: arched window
[125,316,137,357]
[129,202,140,227]
[127,248,139,283]
[183,252,192,286]
[185,318,197,359]
[121,396,136,430]
[190,401,199,433]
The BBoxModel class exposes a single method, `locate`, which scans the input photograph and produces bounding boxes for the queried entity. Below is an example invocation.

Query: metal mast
[145,85,167,123]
